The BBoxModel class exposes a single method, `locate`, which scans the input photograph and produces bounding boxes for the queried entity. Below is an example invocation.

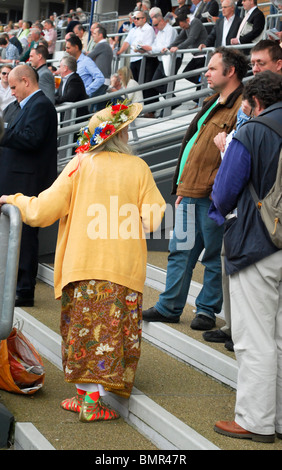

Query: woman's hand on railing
[0,195,8,207]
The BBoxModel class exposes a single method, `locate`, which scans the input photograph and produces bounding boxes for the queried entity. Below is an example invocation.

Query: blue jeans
[155,197,224,320]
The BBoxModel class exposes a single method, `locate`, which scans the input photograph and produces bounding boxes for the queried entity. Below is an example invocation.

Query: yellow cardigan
[7,152,166,298]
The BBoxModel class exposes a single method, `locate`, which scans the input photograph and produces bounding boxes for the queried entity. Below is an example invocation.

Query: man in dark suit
[230,0,265,46]
[55,54,88,119]
[0,64,57,307]
[199,0,242,49]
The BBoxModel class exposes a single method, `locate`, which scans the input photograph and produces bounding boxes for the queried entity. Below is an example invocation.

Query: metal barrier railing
[55,43,254,170]
[0,205,22,341]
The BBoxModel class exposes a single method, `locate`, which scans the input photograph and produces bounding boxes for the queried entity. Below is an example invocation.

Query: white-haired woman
[0,102,165,422]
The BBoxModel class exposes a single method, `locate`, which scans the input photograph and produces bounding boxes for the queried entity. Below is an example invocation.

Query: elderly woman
[0,102,165,423]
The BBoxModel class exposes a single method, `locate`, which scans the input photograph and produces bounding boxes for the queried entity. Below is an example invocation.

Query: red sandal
[79,398,120,422]
[61,394,84,413]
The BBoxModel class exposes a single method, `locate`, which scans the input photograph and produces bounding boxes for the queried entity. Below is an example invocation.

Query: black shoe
[225,338,234,352]
[203,329,230,343]
[15,295,34,307]
[142,306,180,323]
[190,314,215,331]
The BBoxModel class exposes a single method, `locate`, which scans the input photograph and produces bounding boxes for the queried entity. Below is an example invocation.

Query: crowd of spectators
[0,0,281,121]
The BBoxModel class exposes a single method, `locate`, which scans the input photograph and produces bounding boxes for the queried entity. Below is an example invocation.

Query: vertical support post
[0,205,22,340]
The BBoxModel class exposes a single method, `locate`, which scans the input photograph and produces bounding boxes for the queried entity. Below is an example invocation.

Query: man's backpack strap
[249,116,282,138]
[248,116,282,200]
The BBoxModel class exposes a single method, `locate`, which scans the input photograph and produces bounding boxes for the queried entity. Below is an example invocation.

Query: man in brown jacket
[143,47,248,330]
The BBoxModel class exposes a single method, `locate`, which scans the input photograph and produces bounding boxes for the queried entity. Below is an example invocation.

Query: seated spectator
[118,66,143,103]
[76,7,87,23]
[55,54,89,119]
[43,19,57,59]
[20,27,41,62]
[230,0,265,48]
[73,24,88,52]
[172,0,191,26]
[29,45,55,104]
[66,14,81,34]
[65,35,105,103]
[198,0,242,50]
[5,30,23,55]
[0,36,19,63]
[200,0,220,33]
[0,65,16,111]
[108,72,123,100]
[17,20,31,43]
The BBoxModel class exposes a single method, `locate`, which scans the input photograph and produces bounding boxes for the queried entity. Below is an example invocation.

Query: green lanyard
[177,99,218,185]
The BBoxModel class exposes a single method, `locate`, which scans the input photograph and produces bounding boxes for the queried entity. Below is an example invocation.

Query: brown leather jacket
[172,84,243,198]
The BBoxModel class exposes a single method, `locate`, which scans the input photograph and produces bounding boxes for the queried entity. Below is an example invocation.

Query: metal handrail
[0,205,22,341]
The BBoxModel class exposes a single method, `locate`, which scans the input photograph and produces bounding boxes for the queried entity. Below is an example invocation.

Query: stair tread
[7,280,282,450]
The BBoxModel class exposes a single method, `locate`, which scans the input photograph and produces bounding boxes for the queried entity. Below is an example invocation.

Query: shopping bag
[0,325,45,394]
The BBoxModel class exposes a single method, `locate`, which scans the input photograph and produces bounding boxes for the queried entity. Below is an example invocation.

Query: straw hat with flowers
[75,101,143,155]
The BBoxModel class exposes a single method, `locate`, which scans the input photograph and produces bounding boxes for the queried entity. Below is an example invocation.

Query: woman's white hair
[99,130,133,155]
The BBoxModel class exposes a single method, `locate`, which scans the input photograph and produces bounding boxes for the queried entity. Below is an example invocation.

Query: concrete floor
[1,252,282,451]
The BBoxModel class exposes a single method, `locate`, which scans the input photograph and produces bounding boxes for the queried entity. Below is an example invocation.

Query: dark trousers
[90,83,109,112]
[130,60,142,82]
[145,57,182,106]
[17,224,39,298]
[130,57,160,103]
[182,56,206,90]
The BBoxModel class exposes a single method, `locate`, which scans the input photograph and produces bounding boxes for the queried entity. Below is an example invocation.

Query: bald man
[0,64,58,307]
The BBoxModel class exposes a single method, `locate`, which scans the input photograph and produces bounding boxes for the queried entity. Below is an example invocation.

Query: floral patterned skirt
[60,280,142,398]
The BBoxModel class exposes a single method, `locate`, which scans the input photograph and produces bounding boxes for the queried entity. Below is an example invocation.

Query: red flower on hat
[100,123,116,140]
[75,142,90,154]
[111,104,128,114]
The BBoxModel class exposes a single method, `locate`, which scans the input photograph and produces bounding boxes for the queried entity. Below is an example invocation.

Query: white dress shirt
[222,15,235,46]
[151,23,178,59]
[125,23,156,62]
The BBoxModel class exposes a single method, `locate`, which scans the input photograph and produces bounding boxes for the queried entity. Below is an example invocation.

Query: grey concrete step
[2,258,282,450]
[12,307,219,450]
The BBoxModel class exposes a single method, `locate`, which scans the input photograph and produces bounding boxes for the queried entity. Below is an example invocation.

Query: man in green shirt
[143,47,248,330]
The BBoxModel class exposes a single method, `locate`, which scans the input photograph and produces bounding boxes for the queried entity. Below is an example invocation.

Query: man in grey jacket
[169,13,207,93]
[88,25,113,111]
[29,45,55,104]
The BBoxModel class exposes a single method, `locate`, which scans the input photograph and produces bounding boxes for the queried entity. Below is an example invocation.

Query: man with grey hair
[116,10,155,81]
[20,27,41,62]
[139,10,179,110]
[198,0,242,49]
[55,54,88,118]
